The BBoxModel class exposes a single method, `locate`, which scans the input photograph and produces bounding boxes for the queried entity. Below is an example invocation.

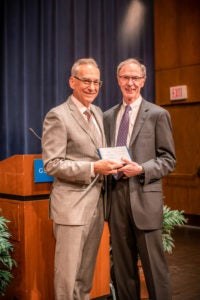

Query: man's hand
[94,160,123,175]
[117,158,143,177]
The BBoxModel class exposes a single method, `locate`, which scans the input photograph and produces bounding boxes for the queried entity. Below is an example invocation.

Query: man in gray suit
[42,58,121,300]
[104,58,176,300]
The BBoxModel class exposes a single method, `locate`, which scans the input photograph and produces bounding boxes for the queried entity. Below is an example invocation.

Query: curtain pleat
[0,0,154,160]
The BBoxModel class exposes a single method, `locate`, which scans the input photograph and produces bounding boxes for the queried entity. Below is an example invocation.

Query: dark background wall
[0,0,154,160]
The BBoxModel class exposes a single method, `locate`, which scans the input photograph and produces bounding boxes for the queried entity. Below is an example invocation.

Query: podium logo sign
[34,159,54,183]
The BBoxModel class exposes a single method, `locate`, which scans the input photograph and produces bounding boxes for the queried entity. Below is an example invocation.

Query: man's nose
[127,78,136,84]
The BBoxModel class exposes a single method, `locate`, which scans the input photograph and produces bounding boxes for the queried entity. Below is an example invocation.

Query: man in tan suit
[42,58,121,300]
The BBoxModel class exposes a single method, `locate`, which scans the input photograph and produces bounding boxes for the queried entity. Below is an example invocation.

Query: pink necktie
[84,109,101,147]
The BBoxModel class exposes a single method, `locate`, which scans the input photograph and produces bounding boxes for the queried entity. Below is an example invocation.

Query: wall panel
[154,0,200,215]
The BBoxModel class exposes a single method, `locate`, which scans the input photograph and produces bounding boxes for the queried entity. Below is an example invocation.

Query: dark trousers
[109,179,172,300]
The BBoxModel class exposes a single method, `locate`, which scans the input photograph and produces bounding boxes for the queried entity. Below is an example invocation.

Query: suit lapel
[110,104,122,147]
[67,97,104,148]
[108,100,150,147]
[67,97,88,131]
[129,99,150,145]
[90,106,106,147]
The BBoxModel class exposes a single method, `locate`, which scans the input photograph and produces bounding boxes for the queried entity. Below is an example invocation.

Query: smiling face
[69,64,101,108]
[117,62,146,104]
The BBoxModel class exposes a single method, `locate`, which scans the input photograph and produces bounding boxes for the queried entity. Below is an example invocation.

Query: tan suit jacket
[42,96,106,225]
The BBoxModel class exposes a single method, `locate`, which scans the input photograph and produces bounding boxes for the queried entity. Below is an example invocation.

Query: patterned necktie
[84,109,101,147]
[114,105,131,180]
[116,105,132,146]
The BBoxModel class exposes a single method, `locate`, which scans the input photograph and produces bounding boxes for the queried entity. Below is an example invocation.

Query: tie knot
[84,109,92,122]
[125,105,132,113]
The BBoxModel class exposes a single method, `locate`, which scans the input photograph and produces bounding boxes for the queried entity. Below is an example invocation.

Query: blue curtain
[0,0,154,160]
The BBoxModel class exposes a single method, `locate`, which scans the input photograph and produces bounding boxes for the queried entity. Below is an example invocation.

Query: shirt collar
[122,95,142,109]
[71,95,90,114]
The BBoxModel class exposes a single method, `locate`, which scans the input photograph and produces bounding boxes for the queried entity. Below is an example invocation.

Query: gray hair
[117,58,146,78]
[71,58,99,76]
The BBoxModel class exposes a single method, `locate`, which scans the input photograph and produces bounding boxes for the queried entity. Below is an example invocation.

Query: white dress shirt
[71,95,101,134]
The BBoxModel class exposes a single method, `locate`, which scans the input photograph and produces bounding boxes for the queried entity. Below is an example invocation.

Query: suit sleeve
[142,109,176,184]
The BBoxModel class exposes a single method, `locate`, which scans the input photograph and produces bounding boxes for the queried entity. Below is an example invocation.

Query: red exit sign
[170,85,187,101]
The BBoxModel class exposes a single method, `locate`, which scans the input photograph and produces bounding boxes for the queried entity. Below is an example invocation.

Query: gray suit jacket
[42,96,106,225]
[104,98,176,230]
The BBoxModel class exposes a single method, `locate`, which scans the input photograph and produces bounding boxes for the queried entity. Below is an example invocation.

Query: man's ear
[69,76,75,90]
[140,78,146,88]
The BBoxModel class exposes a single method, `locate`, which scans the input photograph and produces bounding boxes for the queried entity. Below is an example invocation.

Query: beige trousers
[53,197,104,300]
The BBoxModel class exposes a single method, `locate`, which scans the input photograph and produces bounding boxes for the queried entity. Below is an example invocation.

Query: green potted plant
[162,204,187,254]
[0,212,17,296]
[139,204,187,299]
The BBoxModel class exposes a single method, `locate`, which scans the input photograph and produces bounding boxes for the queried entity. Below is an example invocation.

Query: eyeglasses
[73,76,103,87]
[119,75,144,82]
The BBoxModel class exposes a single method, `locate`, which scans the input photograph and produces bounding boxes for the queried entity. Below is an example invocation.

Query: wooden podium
[0,155,110,300]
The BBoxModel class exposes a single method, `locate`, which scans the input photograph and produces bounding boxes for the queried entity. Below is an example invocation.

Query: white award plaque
[98,146,132,164]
